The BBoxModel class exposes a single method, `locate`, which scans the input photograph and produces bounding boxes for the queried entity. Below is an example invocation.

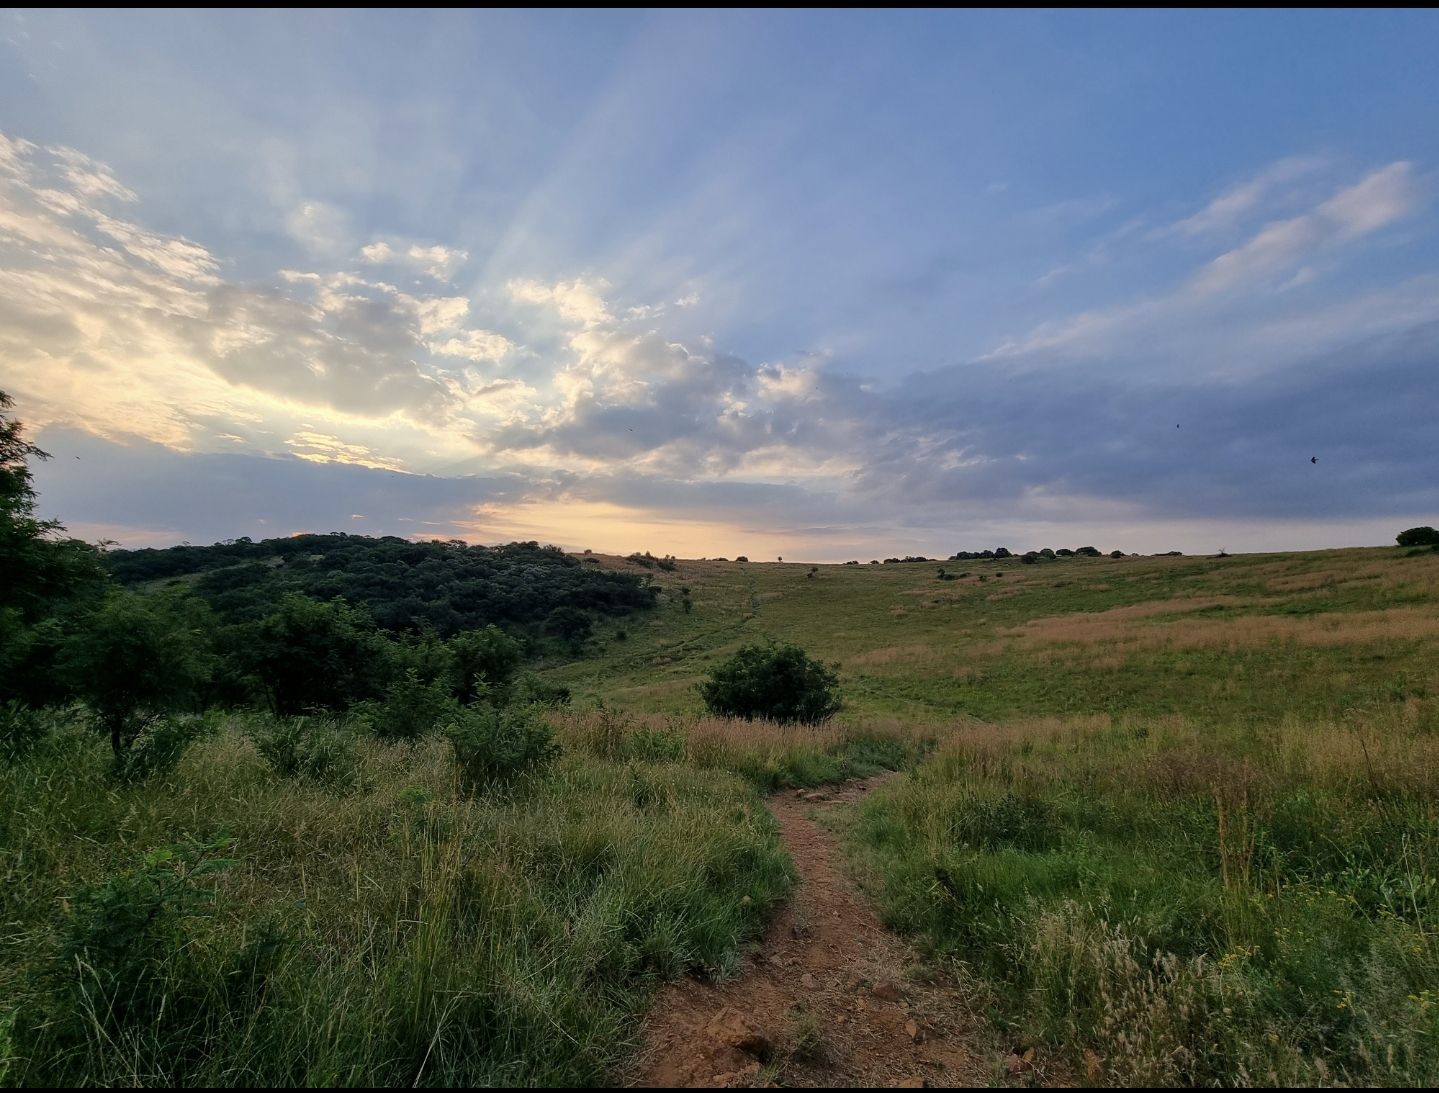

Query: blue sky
[3,10,1437,559]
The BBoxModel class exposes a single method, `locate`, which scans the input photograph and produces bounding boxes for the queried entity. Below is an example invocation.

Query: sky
[2,9,1438,561]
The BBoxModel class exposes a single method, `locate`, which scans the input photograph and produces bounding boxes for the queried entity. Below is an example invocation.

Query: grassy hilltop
[541,546,1439,729]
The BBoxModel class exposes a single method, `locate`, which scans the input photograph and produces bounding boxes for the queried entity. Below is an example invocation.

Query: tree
[61,591,212,763]
[0,391,105,624]
[244,594,392,715]
[1397,527,1439,547]
[544,605,592,648]
[449,625,523,703]
[699,642,842,725]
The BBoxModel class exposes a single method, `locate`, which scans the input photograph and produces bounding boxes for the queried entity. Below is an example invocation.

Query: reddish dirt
[629,775,997,1089]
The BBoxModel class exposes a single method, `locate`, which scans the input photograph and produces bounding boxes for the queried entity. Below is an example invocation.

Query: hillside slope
[541,546,1439,728]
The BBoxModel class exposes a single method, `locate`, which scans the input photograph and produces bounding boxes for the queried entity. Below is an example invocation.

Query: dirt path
[630,775,994,1088]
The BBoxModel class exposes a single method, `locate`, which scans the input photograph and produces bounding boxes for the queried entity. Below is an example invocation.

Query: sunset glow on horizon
[4,10,1438,560]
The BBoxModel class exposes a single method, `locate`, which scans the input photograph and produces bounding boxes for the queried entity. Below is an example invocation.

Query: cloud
[507,276,613,326]
[431,328,512,361]
[286,199,349,255]
[0,131,510,455]
[1190,163,1419,297]
[986,162,1428,366]
[30,425,521,546]
[1168,155,1328,237]
[358,239,468,280]
[5,129,1438,560]
[405,244,467,280]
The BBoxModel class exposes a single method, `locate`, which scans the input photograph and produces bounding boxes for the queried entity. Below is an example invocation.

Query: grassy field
[4,545,1438,1086]
[538,545,1439,1085]
[544,547,1439,729]
[0,707,926,1087]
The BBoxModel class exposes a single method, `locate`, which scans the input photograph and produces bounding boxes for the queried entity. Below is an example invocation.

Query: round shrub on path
[699,642,842,724]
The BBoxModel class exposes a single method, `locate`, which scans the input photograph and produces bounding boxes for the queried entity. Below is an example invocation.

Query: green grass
[0,715,793,1087]
[537,545,1439,1085]
[539,547,1439,729]
[847,712,1439,1085]
[7,544,1439,1086]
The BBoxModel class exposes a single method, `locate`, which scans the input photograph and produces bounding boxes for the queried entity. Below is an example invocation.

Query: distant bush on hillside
[625,550,677,571]
[700,642,842,725]
[1397,526,1439,546]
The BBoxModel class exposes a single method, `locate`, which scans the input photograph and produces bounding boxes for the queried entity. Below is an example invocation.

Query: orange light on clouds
[455,499,787,559]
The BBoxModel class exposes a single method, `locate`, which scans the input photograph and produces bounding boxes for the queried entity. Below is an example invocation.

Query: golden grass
[848,644,945,669]
[1012,604,1439,651]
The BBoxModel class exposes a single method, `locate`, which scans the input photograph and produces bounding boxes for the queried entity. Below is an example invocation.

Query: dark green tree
[544,605,593,648]
[244,594,393,715]
[699,642,842,725]
[449,624,524,703]
[60,591,213,764]
[0,391,105,624]
[1397,526,1439,547]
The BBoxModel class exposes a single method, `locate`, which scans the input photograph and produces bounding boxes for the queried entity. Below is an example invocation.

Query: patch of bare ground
[630,776,1018,1089]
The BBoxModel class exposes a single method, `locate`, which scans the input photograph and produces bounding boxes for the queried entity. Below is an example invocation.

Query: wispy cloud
[1167,155,1328,237]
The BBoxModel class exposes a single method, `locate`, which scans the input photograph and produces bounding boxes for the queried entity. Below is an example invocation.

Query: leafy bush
[629,726,686,763]
[513,673,572,708]
[448,625,523,704]
[699,642,842,725]
[243,594,393,715]
[0,699,48,763]
[251,715,359,788]
[446,703,560,794]
[112,714,214,783]
[361,669,460,742]
[45,836,236,1035]
[1397,526,1439,546]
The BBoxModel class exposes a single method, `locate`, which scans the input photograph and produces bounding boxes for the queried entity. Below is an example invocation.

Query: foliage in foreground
[0,719,790,1087]
[852,708,1439,1086]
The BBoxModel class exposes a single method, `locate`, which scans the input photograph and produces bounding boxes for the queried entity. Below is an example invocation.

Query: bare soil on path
[630,775,999,1089]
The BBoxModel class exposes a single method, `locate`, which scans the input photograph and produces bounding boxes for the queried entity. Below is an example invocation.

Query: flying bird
[1311,456,1318,464]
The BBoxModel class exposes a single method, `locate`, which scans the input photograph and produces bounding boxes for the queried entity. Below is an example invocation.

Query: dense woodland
[105,534,659,636]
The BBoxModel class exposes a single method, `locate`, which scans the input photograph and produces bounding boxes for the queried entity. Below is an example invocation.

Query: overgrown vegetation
[851,710,1439,1085]
[0,722,793,1086]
